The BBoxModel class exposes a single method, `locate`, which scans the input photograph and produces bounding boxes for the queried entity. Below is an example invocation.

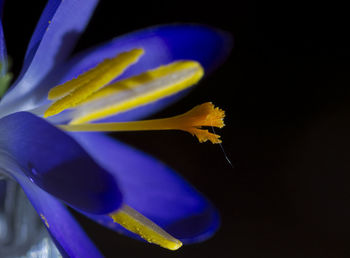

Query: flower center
[43,48,226,250]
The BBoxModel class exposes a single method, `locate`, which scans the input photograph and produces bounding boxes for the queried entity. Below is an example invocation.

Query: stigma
[60,102,225,144]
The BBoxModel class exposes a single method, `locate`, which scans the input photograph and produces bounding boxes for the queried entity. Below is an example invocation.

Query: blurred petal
[0,0,98,110]
[10,172,103,258]
[0,179,5,206]
[0,112,122,214]
[0,19,6,75]
[60,24,233,122]
[72,132,220,243]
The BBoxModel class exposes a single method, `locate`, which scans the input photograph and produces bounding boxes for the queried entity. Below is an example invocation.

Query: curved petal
[60,24,233,122]
[0,0,99,112]
[0,112,122,214]
[64,24,232,79]
[72,132,220,244]
[0,155,103,258]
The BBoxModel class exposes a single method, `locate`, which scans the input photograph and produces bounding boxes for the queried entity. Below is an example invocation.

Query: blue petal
[0,112,122,214]
[60,24,233,122]
[0,0,99,109]
[72,132,220,243]
[63,24,232,79]
[0,19,7,75]
[12,172,103,257]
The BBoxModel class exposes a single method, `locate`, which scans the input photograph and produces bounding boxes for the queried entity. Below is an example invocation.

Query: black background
[2,1,350,257]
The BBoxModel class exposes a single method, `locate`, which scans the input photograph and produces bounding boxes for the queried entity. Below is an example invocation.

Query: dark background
[2,1,350,257]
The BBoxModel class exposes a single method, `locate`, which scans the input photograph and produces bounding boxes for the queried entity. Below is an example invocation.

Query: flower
[0,0,232,257]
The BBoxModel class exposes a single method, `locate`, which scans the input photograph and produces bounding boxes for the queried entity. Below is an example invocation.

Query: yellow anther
[44,48,144,117]
[59,102,225,144]
[48,59,114,100]
[69,60,204,124]
[110,205,182,251]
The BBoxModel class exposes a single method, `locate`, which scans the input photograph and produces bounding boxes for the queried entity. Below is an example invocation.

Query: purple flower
[0,0,232,257]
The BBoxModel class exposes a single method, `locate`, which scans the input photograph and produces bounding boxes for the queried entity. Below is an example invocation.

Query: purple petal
[60,24,233,122]
[0,0,98,109]
[0,112,122,214]
[72,132,220,243]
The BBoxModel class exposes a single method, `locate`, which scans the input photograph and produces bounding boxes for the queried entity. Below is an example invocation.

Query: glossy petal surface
[72,132,220,243]
[0,0,98,110]
[60,24,232,122]
[0,112,122,214]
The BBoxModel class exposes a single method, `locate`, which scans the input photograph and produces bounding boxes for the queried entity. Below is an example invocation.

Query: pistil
[59,102,225,143]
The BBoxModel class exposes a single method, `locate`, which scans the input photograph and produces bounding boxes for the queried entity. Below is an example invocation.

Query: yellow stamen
[44,48,144,117]
[110,204,182,251]
[59,102,225,144]
[69,60,204,124]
